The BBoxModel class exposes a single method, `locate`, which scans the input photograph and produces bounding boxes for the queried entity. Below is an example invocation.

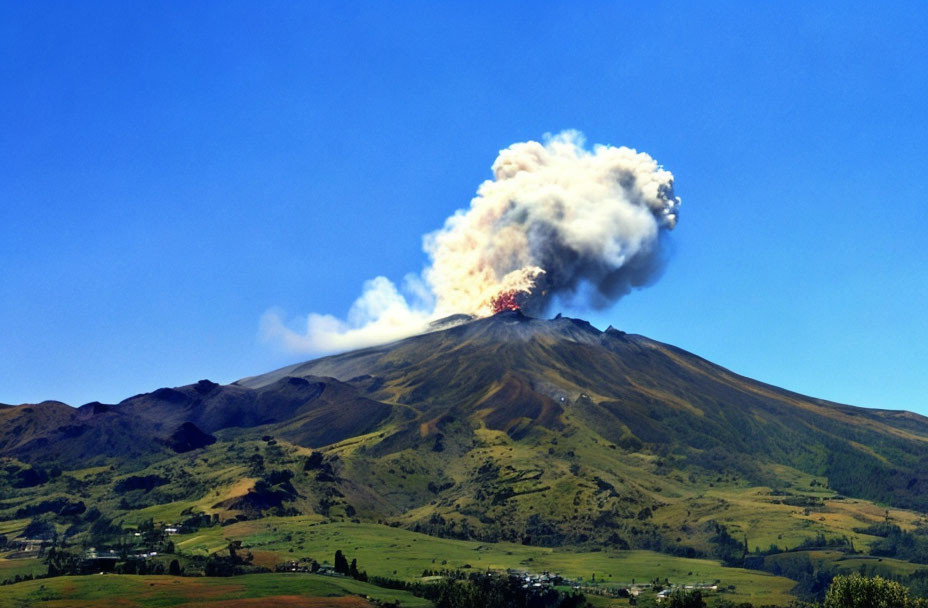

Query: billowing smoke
[262,131,680,353]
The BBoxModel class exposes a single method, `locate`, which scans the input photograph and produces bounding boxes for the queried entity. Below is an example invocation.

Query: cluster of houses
[81,547,170,572]
[6,523,726,601]
[8,522,180,560]
[133,525,179,536]
[272,560,722,602]
[5,522,182,573]
[274,559,342,576]
[508,569,566,589]
[82,548,121,572]
[4,538,50,558]
[276,560,312,573]
[655,584,720,601]
[508,568,721,601]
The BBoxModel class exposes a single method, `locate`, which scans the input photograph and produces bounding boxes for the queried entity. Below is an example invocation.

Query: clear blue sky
[2,2,926,414]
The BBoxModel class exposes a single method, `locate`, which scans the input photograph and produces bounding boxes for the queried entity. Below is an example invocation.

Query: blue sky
[2,2,926,414]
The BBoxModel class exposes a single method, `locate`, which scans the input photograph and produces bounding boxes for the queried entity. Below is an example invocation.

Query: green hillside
[4,312,928,605]
[0,573,429,608]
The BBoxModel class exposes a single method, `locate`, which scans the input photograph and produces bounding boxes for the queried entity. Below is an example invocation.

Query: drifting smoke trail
[262,131,680,353]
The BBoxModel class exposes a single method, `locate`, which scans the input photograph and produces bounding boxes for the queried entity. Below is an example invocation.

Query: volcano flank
[4,312,928,556]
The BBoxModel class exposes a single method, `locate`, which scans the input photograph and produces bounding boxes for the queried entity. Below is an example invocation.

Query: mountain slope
[239,310,928,511]
[4,311,928,556]
[0,375,400,465]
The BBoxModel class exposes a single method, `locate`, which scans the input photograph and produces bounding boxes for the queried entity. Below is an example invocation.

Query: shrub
[824,574,916,608]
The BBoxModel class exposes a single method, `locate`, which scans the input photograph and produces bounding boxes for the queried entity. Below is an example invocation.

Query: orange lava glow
[490,290,522,313]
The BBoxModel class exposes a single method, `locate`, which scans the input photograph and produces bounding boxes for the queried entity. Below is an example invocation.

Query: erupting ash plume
[262,131,681,353]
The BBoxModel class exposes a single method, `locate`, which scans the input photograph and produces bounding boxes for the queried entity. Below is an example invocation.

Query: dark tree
[304,451,324,470]
[334,550,349,575]
[24,518,56,540]
[667,590,706,608]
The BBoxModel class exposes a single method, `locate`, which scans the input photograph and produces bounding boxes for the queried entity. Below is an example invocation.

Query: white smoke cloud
[260,276,431,353]
[264,130,680,354]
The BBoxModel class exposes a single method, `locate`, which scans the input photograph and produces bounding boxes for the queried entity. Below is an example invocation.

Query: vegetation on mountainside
[5,313,928,605]
[824,573,928,608]
[3,426,928,603]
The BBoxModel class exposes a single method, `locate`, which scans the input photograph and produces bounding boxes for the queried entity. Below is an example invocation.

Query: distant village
[275,557,722,603]
[5,522,724,602]
[2,521,182,576]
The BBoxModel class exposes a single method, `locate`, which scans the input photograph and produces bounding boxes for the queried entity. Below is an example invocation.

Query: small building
[83,549,121,573]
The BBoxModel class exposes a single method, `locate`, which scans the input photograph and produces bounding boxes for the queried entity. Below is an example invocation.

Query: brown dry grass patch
[222,477,257,500]
[248,550,281,568]
[176,595,373,608]
[219,520,264,536]
[41,601,139,608]
[135,577,244,600]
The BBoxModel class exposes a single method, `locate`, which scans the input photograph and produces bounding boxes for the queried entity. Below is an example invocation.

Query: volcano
[240,311,928,507]
[3,311,928,552]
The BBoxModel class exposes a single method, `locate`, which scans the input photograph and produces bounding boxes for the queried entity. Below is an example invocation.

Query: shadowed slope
[0,376,398,464]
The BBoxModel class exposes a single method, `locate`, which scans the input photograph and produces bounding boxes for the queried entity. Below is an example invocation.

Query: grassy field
[0,557,46,583]
[8,516,920,606]
[175,518,796,605]
[650,474,925,554]
[0,573,431,608]
[0,518,29,538]
[5,432,924,608]
[759,549,928,579]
